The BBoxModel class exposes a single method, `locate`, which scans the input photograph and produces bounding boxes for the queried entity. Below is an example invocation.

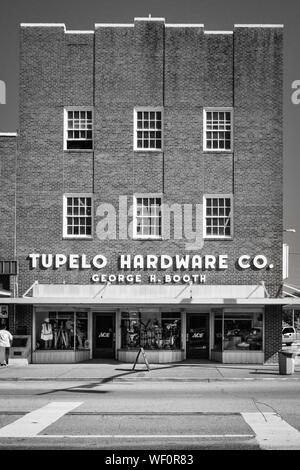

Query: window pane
[136,109,162,149]
[65,196,92,237]
[121,311,181,350]
[205,110,232,150]
[66,109,93,149]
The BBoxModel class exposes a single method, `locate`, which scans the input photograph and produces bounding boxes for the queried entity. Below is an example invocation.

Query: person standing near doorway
[0,325,13,366]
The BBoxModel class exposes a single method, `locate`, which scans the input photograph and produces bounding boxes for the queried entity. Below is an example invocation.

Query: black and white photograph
[0,0,300,459]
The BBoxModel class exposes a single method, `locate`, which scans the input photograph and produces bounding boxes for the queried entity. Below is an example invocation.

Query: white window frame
[64,106,94,151]
[133,193,163,240]
[203,107,233,152]
[133,106,164,151]
[203,194,233,239]
[63,193,93,239]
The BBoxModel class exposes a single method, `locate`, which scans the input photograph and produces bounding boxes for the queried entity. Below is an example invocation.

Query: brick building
[0,17,294,364]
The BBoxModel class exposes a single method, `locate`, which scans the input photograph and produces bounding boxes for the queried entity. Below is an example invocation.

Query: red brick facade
[0,19,283,362]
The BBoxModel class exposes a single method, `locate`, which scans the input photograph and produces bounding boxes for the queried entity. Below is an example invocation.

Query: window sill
[133,237,163,241]
[203,237,233,241]
[133,149,163,153]
[62,236,93,240]
[64,149,94,153]
[203,150,233,153]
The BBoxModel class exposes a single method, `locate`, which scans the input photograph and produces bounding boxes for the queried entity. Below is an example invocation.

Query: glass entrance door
[93,313,115,358]
[186,314,209,359]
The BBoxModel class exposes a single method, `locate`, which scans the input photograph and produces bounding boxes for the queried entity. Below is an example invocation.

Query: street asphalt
[0,357,299,382]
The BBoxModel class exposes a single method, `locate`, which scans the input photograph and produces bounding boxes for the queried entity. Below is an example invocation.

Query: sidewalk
[0,359,299,382]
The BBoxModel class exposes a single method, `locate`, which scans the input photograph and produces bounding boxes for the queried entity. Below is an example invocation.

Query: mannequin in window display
[76,321,84,348]
[127,321,139,348]
[65,319,74,349]
[41,318,53,349]
[153,321,162,349]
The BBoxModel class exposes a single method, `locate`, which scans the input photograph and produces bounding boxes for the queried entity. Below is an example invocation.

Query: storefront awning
[0,285,298,307]
[0,298,298,307]
[0,284,298,307]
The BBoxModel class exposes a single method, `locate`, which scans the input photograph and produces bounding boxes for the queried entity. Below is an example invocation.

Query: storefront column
[88,311,93,359]
[115,309,121,358]
[181,310,186,359]
[209,311,214,360]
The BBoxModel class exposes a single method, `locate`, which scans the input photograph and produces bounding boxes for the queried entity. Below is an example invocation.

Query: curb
[0,376,299,382]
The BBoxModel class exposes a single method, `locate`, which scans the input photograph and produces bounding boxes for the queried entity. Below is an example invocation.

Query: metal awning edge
[0,297,299,306]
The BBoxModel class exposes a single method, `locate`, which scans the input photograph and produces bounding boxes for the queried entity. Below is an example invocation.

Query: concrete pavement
[0,358,299,382]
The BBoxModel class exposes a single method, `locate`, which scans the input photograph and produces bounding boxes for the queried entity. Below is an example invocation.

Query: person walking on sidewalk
[0,325,13,366]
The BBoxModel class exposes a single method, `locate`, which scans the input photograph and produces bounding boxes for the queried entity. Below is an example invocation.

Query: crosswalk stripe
[0,402,82,437]
[242,412,300,450]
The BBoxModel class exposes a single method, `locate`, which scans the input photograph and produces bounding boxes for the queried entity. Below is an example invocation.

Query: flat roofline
[134,17,165,22]
[234,24,284,28]
[0,132,17,136]
[95,23,134,28]
[204,31,233,34]
[65,30,94,34]
[20,23,66,29]
[166,24,204,28]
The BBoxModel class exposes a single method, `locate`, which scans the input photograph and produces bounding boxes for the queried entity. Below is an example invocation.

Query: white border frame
[133,193,163,240]
[133,106,164,152]
[63,193,94,239]
[64,106,94,152]
[203,107,233,152]
[203,194,234,240]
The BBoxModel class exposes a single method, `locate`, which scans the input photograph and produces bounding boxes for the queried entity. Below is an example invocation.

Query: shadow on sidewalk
[37,367,149,396]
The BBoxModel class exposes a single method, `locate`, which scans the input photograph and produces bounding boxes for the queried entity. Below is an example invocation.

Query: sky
[0,0,300,288]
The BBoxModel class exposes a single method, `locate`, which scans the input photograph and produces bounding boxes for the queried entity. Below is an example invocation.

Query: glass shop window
[76,313,89,349]
[121,311,181,350]
[214,312,263,351]
[35,311,89,351]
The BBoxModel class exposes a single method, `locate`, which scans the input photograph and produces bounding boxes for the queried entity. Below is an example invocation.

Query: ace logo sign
[99,332,110,338]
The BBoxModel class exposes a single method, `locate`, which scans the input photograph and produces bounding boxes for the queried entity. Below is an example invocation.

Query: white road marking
[242,412,300,450]
[0,402,82,437]
[8,434,255,439]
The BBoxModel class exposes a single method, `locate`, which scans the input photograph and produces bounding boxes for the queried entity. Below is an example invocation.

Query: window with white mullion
[135,108,163,150]
[134,196,162,239]
[65,108,93,150]
[204,108,233,151]
[64,195,93,238]
[204,196,232,238]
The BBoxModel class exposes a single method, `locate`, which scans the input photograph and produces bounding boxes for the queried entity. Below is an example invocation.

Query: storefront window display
[121,311,181,350]
[214,312,263,351]
[35,311,89,350]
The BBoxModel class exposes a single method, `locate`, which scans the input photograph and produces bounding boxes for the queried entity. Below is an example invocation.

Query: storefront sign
[27,253,273,284]
[28,253,272,271]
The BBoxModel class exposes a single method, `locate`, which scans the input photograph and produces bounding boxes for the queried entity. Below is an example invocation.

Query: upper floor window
[133,194,162,239]
[64,107,93,150]
[134,107,163,151]
[63,194,93,238]
[203,195,233,239]
[203,108,233,151]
